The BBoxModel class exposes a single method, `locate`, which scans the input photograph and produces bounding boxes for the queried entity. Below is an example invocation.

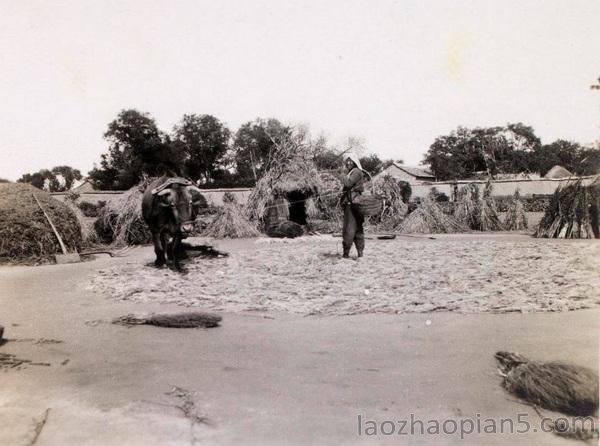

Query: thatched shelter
[373,174,408,230]
[244,131,324,233]
[0,183,82,264]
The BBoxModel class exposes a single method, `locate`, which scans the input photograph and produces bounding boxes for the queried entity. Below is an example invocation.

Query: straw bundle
[398,198,465,234]
[480,181,504,231]
[113,312,222,328]
[496,351,599,416]
[454,183,482,230]
[504,190,528,231]
[203,199,260,238]
[373,175,407,229]
[0,183,82,264]
[94,180,152,245]
[535,178,599,239]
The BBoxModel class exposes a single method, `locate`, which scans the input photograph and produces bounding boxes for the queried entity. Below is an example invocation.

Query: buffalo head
[152,182,208,235]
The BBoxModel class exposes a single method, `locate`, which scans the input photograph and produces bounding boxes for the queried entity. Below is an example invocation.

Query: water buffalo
[142,177,208,269]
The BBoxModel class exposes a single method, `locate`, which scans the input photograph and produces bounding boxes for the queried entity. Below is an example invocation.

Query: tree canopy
[172,114,231,185]
[18,166,82,192]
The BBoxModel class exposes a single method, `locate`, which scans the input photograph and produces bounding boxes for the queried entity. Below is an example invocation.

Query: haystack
[480,181,504,231]
[454,183,482,230]
[244,131,324,232]
[373,174,408,230]
[397,197,465,234]
[504,189,528,231]
[0,183,82,264]
[496,351,599,416]
[94,180,152,245]
[535,178,600,239]
[203,193,260,238]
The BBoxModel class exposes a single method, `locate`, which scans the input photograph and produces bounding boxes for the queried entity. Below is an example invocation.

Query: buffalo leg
[152,230,166,267]
[171,234,183,270]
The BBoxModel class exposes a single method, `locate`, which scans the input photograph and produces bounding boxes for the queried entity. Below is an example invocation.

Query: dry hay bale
[202,202,260,238]
[266,220,305,238]
[480,181,504,231]
[504,189,528,231]
[113,312,222,328]
[495,351,599,416]
[0,183,82,264]
[95,180,153,245]
[535,178,599,239]
[397,198,465,234]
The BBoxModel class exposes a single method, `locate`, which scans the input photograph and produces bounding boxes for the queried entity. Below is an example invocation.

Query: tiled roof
[394,163,435,178]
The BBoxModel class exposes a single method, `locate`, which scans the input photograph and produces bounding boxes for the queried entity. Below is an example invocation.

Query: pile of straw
[479,181,504,231]
[113,312,222,328]
[454,183,482,230]
[504,189,528,231]
[496,351,599,416]
[94,180,152,245]
[0,183,82,264]
[244,130,324,231]
[374,174,408,230]
[203,194,260,238]
[398,198,465,234]
[535,178,599,239]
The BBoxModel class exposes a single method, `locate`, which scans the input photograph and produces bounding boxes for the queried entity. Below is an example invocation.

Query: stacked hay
[535,178,600,239]
[244,130,324,232]
[504,189,528,231]
[397,197,465,234]
[0,183,82,264]
[373,174,408,230]
[480,181,504,231]
[454,183,482,230]
[203,193,260,238]
[94,180,152,245]
[454,182,503,231]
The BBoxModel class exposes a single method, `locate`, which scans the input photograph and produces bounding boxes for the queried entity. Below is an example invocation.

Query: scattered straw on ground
[88,236,600,316]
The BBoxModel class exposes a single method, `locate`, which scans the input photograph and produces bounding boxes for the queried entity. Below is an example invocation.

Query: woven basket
[352,194,384,217]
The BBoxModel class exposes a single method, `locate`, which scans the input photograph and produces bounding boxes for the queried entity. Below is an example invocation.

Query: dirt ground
[1,234,598,445]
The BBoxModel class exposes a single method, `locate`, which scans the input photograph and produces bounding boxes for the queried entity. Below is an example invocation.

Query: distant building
[544,165,573,179]
[373,163,436,184]
[70,178,97,193]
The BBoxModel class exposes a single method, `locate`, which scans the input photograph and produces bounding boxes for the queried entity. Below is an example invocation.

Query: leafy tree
[89,109,184,190]
[18,166,81,191]
[51,166,83,190]
[0,178,9,183]
[233,118,291,183]
[423,123,541,180]
[531,140,581,176]
[172,114,231,185]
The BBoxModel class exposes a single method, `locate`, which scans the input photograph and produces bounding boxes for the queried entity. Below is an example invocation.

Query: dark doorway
[286,190,309,226]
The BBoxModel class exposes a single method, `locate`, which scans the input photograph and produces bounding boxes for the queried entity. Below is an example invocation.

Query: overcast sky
[1,0,599,180]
